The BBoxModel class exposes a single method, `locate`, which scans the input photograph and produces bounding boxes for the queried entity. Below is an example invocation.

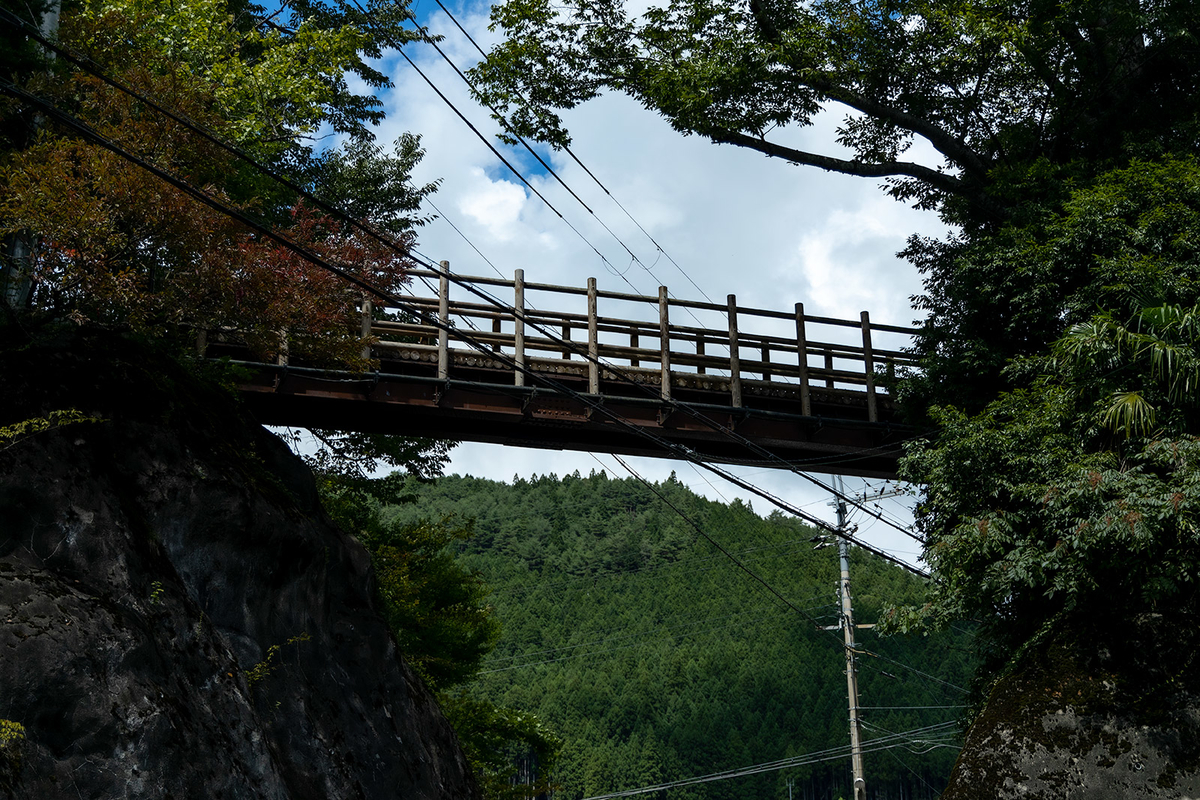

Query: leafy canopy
[472,0,1200,227]
[892,159,1200,660]
[1,0,435,366]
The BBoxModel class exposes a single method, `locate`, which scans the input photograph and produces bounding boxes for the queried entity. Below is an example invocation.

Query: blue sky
[353,0,949,567]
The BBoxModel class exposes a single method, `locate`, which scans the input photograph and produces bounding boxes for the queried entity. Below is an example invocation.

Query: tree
[888,158,1200,668]
[0,0,434,366]
[471,0,1200,229]
[473,0,1200,695]
[316,470,562,800]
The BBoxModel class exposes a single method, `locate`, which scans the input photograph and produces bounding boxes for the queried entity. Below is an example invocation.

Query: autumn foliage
[1,0,420,367]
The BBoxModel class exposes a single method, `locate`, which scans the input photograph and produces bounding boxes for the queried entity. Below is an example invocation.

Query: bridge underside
[234,356,911,479]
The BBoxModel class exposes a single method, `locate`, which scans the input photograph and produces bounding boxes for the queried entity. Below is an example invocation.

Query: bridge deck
[228,266,919,478]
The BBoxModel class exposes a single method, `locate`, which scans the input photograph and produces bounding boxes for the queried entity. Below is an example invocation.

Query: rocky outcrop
[942,611,1200,799]
[0,327,479,799]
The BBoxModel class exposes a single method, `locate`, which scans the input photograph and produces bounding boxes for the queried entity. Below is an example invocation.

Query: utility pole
[833,475,867,800]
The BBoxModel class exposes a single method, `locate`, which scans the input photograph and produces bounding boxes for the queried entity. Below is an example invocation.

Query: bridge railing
[360,263,919,422]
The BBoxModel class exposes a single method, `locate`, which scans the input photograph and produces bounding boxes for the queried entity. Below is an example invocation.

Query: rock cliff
[942,610,1200,799]
[0,326,479,799]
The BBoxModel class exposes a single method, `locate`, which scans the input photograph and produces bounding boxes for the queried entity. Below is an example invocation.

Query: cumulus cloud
[363,2,943,566]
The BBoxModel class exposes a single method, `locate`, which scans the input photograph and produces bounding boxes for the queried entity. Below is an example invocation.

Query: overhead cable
[3,9,922,549]
[578,721,961,798]
[431,0,720,305]
[0,57,925,573]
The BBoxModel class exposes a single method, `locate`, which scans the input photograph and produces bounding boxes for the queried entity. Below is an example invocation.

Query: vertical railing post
[795,303,811,416]
[658,286,671,401]
[587,277,599,394]
[727,294,742,408]
[514,268,526,387]
[631,330,640,367]
[360,295,373,361]
[437,260,450,380]
[561,322,572,359]
[825,352,835,388]
[761,341,772,381]
[696,334,706,375]
[861,311,878,422]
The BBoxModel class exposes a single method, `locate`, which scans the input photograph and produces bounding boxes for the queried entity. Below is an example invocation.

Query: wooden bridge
[229,264,920,478]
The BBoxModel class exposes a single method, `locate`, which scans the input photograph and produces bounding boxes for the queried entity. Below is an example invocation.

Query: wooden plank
[796,302,811,416]
[659,286,671,401]
[728,294,742,408]
[514,269,526,387]
[437,261,450,380]
[360,297,373,361]
[861,310,878,422]
[588,277,599,394]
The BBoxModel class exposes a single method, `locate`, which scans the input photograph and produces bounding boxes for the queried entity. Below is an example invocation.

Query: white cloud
[456,169,529,241]
[362,4,946,566]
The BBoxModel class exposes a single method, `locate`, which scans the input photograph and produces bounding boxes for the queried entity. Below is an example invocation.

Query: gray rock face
[0,330,479,799]
[943,614,1200,800]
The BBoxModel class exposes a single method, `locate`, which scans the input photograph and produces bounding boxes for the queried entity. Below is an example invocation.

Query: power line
[362,1,660,300]
[431,0,720,306]
[422,196,507,281]
[5,9,922,555]
[578,721,961,799]
[402,4,734,353]
[0,37,927,573]
[610,453,852,648]
[860,705,968,710]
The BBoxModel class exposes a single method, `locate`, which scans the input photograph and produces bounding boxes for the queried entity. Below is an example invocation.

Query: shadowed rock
[943,611,1200,799]
[0,326,479,800]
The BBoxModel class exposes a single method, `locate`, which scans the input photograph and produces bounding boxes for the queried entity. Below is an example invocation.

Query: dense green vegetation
[1,0,433,366]
[471,0,1200,696]
[386,472,973,799]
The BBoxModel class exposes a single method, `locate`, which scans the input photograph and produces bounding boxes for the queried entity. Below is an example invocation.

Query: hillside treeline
[386,471,974,799]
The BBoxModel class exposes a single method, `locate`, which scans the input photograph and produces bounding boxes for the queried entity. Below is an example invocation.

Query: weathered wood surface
[229,267,921,478]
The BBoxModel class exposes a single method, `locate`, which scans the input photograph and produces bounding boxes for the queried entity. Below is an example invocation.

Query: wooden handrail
[365,265,916,407]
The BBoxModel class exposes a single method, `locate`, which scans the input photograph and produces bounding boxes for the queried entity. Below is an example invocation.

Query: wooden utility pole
[834,475,867,800]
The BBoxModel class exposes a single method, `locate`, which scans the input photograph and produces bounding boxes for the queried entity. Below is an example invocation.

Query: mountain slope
[391,472,973,799]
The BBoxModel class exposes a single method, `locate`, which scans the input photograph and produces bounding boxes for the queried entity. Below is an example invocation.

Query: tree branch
[708,127,1008,220]
[707,126,966,192]
[808,80,992,179]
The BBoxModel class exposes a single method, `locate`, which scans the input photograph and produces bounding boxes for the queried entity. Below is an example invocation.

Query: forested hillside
[387,472,974,799]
